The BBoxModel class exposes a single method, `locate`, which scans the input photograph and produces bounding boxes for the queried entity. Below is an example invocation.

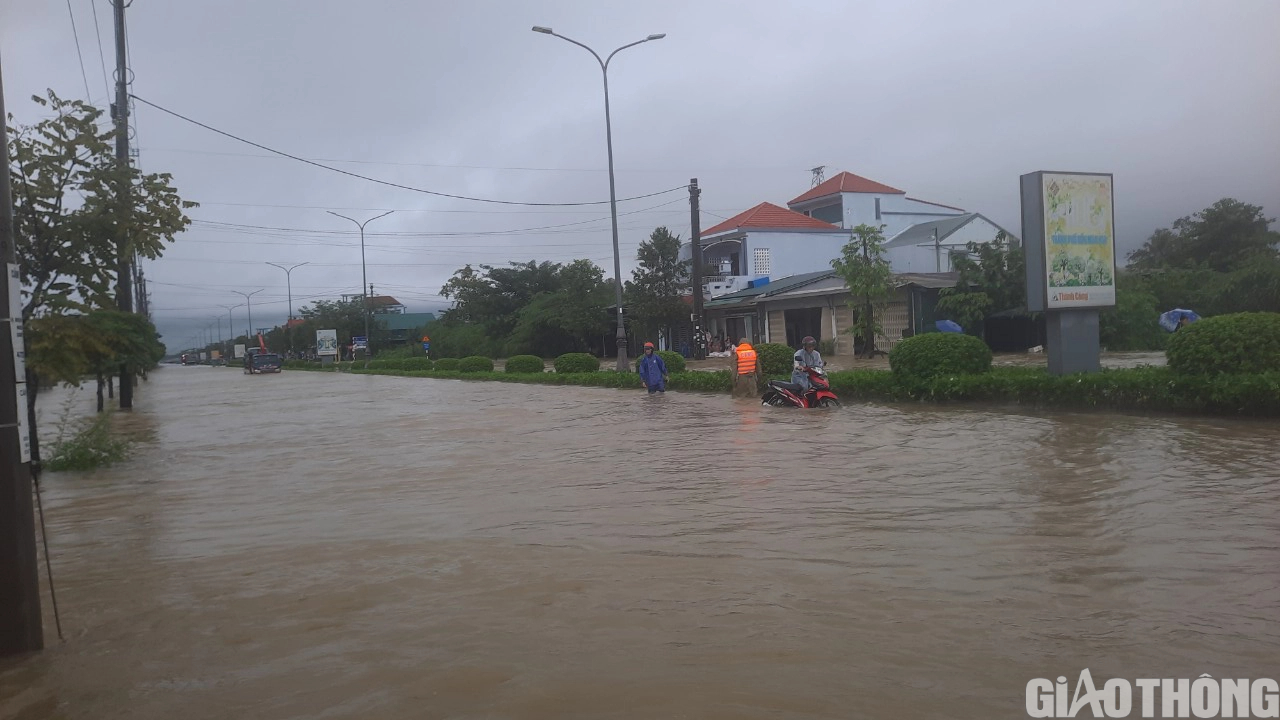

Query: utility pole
[689,178,705,360]
[0,58,44,656]
[112,0,135,409]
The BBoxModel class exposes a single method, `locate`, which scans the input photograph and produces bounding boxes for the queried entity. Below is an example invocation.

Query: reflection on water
[1,366,1277,719]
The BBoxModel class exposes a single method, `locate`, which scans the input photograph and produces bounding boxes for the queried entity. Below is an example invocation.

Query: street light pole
[232,290,263,347]
[327,211,393,357]
[532,26,665,372]
[265,262,310,320]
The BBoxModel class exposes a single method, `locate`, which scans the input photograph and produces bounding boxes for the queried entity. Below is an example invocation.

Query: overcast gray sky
[4,0,1279,352]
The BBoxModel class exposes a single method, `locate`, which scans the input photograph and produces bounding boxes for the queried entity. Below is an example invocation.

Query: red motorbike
[761,366,841,408]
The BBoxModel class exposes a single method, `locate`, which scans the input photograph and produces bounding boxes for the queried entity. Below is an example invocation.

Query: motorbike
[761,366,841,409]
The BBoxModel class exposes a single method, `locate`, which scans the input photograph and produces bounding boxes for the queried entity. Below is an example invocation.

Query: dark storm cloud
[4,0,1278,351]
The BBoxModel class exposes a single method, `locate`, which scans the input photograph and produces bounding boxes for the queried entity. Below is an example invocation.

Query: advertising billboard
[1021,172,1117,311]
[316,329,339,356]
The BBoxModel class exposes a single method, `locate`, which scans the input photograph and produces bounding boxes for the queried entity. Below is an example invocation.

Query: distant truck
[244,352,283,374]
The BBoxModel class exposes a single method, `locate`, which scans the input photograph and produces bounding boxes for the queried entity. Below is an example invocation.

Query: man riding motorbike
[792,336,824,393]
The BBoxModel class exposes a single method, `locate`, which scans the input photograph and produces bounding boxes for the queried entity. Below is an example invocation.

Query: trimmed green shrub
[755,343,795,376]
[504,355,545,373]
[634,349,686,373]
[1166,312,1280,375]
[458,356,494,373]
[554,352,600,373]
[400,357,434,371]
[889,332,992,379]
[435,357,460,371]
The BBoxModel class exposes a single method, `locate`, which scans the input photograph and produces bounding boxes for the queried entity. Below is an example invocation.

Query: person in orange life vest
[732,337,760,398]
[637,342,669,394]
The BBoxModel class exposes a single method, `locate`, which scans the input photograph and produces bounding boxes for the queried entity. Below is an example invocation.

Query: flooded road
[2,366,1278,719]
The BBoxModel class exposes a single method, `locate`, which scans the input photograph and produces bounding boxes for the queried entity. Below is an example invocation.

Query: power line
[187,196,686,239]
[89,0,111,99]
[65,0,93,99]
[130,94,685,207]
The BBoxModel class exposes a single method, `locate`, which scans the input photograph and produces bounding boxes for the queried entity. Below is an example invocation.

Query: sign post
[1021,171,1117,375]
[421,335,430,357]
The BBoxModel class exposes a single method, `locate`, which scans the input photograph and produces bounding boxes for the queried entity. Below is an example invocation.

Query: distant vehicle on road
[181,353,199,365]
[245,352,283,374]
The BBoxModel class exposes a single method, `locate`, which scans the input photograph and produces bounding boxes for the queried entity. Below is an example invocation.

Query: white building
[881,213,1015,274]
[686,171,1017,297]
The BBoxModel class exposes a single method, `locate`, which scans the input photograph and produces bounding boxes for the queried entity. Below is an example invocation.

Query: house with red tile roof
[686,202,848,298]
[685,170,1014,299]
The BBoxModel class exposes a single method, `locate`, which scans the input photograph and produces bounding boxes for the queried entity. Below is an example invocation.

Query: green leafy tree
[935,231,1025,334]
[1128,198,1278,272]
[625,227,690,344]
[508,260,611,356]
[831,224,895,357]
[8,90,196,317]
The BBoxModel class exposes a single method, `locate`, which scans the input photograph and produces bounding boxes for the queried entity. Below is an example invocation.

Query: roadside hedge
[634,349,686,373]
[755,343,795,375]
[435,358,460,371]
[889,333,992,379]
[458,356,495,373]
[293,360,1280,417]
[554,353,600,373]
[1166,312,1280,375]
[504,355,545,374]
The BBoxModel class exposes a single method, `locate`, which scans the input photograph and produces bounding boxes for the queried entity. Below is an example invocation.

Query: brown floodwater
[2,366,1277,719]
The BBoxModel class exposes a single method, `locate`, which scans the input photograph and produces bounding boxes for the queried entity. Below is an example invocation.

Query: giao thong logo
[1026,669,1279,718]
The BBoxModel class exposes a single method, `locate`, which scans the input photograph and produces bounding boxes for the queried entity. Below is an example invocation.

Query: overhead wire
[89,0,111,99]
[65,0,94,100]
[130,94,686,207]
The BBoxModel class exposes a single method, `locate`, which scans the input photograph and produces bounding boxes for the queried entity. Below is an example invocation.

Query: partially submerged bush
[458,356,495,373]
[554,353,600,373]
[634,349,686,373]
[1166,312,1280,375]
[504,355,545,374]
[889,332,992,379]
[755,343,795,376]
[434,358,460,371]
[45,412,131,472]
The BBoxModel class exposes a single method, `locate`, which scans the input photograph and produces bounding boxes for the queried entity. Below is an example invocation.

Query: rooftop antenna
[810,166,826,186]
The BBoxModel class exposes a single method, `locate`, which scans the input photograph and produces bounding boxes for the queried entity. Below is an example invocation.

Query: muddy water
[2,367,1277,719]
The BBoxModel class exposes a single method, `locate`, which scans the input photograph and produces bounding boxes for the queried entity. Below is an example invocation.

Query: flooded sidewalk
[1,365,1276,719]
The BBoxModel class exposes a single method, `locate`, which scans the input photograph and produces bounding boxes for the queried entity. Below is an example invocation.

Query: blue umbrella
[935,320,964,333]
[1159,309,1200,333]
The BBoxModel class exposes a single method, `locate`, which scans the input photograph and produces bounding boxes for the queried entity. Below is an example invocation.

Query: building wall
[743,230,850,279]
[764,289,913,353]
[884,216,1006,274]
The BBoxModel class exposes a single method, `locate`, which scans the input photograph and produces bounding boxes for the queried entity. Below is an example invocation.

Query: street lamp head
[646,34,666,41]
[532,26,553,34]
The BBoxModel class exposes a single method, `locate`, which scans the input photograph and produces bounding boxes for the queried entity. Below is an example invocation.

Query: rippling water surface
[2,367,1277,719]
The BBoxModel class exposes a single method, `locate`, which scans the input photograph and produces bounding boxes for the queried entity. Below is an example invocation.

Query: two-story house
[685,171,1016,298]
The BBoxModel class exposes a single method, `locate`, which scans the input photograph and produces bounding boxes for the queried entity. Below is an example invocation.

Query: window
[875,197,882,220]
[753,247,772,276]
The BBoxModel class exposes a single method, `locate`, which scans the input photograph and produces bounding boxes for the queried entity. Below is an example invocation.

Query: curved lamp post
[327,210,393,356]
[532,26,665,371]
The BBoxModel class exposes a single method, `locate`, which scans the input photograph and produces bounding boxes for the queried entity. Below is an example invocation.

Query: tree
[935,231,1025,334]
[625,227,690,344]
[508,259,611,356]
[25,311,166,413]
[1128,198,1278,272]
[8,90,196,318]
[437,259,611,356]
[831,224,895,358]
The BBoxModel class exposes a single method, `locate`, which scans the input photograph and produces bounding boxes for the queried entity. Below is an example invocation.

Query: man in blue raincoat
[637,341,669,394]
